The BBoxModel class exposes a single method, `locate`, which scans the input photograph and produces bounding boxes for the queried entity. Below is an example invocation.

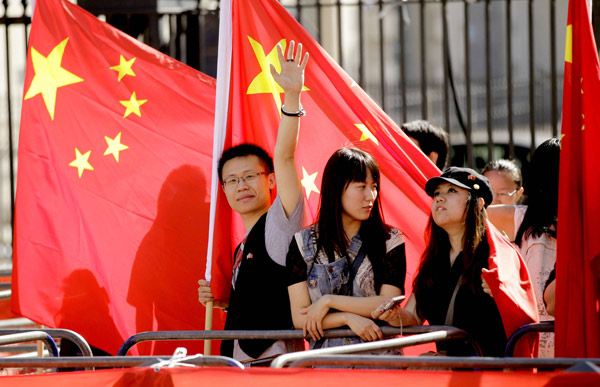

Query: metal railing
[505,320,555,357]
[117,325,480,356]
[270,327,479,368]
[0,355,244,369]
[0,328,93,357]
[0,331,59,357]
[281,354,600,370]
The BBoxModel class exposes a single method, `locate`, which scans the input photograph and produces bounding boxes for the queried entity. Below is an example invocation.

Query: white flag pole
[204,0,233,356]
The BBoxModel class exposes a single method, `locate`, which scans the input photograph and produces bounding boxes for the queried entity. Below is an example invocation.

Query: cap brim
[425,177,471,197]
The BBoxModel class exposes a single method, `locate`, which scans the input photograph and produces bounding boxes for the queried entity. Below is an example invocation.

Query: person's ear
[268,173,276,189]
[478,197,485,209]
[515,187,524,202]
[428,151,439,166]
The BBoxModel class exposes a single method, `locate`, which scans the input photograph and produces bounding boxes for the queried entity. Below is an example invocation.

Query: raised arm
[270,41,309,217]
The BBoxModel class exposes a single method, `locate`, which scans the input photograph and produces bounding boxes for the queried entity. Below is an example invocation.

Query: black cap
[425,167,494,207]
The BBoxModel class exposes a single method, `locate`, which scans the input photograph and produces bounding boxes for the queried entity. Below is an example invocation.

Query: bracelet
[281,104,306,117]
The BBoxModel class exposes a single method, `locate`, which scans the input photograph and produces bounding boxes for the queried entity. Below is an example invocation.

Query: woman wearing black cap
[372,167,539,357]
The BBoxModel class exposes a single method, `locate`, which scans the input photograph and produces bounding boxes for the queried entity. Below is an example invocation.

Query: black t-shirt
[286,237,407,295]
[416,250,507,357]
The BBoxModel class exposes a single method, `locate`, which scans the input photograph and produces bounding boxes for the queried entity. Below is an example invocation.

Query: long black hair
[515,138,560,246]
[413,189,488,317]
[316,148,390,270]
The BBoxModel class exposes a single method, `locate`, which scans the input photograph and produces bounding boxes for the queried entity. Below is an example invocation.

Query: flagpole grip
[204,300,214,355]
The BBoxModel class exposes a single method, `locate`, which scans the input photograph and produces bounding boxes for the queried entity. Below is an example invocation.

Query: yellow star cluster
[23,38,144,178]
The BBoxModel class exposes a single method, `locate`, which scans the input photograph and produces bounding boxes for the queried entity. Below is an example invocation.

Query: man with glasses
[198,41,308,362]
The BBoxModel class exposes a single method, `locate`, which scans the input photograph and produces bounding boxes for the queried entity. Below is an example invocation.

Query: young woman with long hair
[373,167,538,356]
[286,148,406,348]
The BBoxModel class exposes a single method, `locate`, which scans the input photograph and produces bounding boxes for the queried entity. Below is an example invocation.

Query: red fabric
[211,0,439,301]
[13,0,225,355]
[556,0,600,357]
[481,222,539,357]
[0,367,575,387]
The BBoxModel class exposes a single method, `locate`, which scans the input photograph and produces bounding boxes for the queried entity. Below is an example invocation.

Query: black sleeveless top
[221,213,294,359]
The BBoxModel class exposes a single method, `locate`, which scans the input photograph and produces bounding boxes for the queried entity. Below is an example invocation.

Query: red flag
[556,0,600,357]
[13,0,225,355]
[482,221,539,357]
[209,0,439,303]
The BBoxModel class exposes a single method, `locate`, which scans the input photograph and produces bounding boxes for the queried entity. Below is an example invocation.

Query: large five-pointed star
[301,166,320,200]
[247,37,308,112]
[355,123,379,145]
[24,38,84,120]
[69,148,94,178]
[120,91,147,118]
[110,55,136,82]
[104,132,129,162]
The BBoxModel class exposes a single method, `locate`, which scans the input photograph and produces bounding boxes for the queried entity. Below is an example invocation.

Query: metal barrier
[117,325,478,356]
[0,355,244,369]
[0,331,58,357]
[0,317,36,328]
[283,354,600,370]
[505,321,555,357]
[270,328,477,368]
[0,328,93,357]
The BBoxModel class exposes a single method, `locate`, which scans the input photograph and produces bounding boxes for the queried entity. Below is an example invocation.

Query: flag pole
[204,0,232,355]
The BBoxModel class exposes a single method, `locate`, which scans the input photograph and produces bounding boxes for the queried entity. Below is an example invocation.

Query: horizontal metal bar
[287,355,600,370]
[271,329,470,368]
[117,325,463,356]
[0,289,11,299]
[0,331,58,357]
[1,328,93,357]
[0,355,243,369]
[0,318,35,329]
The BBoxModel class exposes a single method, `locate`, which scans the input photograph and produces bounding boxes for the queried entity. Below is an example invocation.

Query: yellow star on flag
[69,148,94,178]
[104,132,129,162]
[120,92,147,118]
[24,38,84,120]
[246,37,309,113]
[565,24,572,64]
[110,55,136,82]
[301,166,320,200]
[355,123,379,145]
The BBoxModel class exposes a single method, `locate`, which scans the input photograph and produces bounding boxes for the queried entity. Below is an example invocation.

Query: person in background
[197,41,308,362]
[373,167,538,357]
[286,148,406,350]
[487,138,560,358]
[482,159,524,206]
[401,120,449,170]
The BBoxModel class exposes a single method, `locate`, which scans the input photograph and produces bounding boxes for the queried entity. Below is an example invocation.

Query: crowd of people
[197,41,556,363]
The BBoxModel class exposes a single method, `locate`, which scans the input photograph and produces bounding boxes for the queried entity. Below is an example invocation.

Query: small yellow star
[24,38,84,120]
[110,55,136,82]
[104,132,129,162]
[69,148,94,178]
[120,91,147,118]
[301,166,320,200]
[355,123,379,145]
[560,133,566,149]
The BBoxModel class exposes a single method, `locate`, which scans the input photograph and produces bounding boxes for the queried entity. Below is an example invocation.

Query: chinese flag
[556,0,600,357]
[208,0,440,303]
[13,0,225,355]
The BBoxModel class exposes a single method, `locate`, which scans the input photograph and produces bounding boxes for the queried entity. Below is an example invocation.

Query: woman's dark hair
[413,190,488,317]
[515,138,560,246]
[316,148,390,274]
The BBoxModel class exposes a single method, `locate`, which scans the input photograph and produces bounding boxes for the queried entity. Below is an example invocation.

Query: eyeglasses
[494,189,518,198]
[222,171,269,189]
